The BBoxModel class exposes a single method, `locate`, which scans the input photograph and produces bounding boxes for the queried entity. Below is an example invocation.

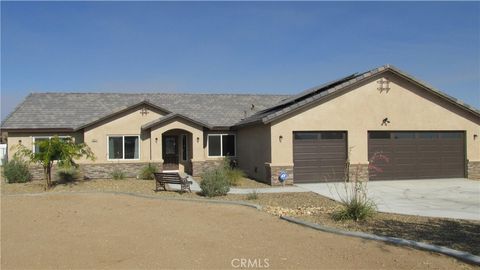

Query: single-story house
[2,65,480,184]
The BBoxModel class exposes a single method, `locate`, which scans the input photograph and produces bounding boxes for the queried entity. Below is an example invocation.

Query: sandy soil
[1,193,475,270]
[3,180,479,256]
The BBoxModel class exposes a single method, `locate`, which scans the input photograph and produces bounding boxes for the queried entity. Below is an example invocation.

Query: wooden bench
[154,172,192,193]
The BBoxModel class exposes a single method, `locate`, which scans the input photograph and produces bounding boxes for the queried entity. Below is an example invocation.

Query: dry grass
[3,179,479,256]
[230,177,271,188]
[193,176,270,188]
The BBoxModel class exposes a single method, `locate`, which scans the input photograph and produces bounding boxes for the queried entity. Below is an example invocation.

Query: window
[33,137,49,153]
[222,135,235,156]
[33,136,69,154]
[182,134,188,161]
[321,132,344,140]
[108,136,139,160]
[208,134,236,157]
[294,132,319,140]
[392,132,415,139]
[369,132,391,139]
[441,132,463,139]
[418,132,439,139]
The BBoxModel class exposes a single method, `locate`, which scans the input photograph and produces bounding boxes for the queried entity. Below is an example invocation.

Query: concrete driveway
[297,178,480,220]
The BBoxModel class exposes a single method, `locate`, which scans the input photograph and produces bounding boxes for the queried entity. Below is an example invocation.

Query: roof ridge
[28,91,292,97]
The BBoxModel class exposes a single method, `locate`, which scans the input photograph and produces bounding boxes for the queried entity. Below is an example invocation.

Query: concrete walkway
[229,186,307,194]
[297,178,480,220]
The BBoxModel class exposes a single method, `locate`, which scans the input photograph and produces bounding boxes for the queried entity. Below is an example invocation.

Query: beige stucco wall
[6,108,212,167]
[7,132,84,161]
[270,72,480,166]
[83,106,166,163]
[236,124,271,181]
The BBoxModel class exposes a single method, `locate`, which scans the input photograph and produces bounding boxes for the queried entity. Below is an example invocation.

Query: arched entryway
[162,129,193,174]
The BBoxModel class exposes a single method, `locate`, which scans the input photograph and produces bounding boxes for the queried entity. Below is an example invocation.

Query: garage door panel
[442,157,464,163]
[293,153,320,160]
[294,131,347,183]
[393,146,417,153]
[369,131,465,180]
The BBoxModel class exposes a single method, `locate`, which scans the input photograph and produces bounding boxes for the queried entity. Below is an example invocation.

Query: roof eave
[141,113,213,130]
[74,100,171,131]
[1,127,76,133]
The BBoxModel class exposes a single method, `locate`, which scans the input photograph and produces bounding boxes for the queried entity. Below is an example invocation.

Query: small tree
[14,136,95,189]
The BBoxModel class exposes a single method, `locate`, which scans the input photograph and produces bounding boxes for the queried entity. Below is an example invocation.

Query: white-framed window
[207,134,236,157]
[107,135,140,160]
[181,134,188,161]
[32,136,69,154]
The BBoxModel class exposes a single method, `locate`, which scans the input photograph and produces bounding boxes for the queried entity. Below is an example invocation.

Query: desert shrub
[56,167,79,183]
[3,158,31,183]
[139,163,158,180]
[328,149,381,222]
[246,190,258,200]
[111,168,126,180]
[331,176,378,221]
[200,168,230,197]
[220,157,245,186]
[332,196,377,221]
[226,168,245,186]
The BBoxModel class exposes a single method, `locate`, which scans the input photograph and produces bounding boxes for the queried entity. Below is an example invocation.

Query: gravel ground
[2,193,476,270]
[3,179,479,257]
[238,193,480,256]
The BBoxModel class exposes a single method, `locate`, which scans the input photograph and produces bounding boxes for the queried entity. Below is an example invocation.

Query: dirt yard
[1,193,476,269]
[2,179,480,256]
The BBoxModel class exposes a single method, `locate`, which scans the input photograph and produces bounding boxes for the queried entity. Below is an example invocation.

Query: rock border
[4,191,479,266]
[280,215,480,266]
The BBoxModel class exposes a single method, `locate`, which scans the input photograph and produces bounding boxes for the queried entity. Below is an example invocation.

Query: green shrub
[139,163,158,180]
[111,168,126,180]
[226,168,245,186]
[332,197,377,221]
[221,156,232,170]
[246,190,258,200]
[200,168,230,197]
[3,158,32,183]
[56,167,79,183]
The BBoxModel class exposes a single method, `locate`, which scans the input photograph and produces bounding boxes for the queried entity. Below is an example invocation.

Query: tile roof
[2,65,478,131]
[1,92,290,130]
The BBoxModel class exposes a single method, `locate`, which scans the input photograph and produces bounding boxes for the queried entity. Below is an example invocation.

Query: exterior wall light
[155,138,158,143]
[196,137,200,143]
[474,134,478,140]
[279,135,283,142]
[381,117,390,126]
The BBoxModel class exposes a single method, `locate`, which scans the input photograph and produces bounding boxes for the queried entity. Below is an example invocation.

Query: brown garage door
[368,131,465,180]
[293,131,347,183]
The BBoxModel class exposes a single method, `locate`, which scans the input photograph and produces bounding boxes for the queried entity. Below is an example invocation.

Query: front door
[163,136,179,170]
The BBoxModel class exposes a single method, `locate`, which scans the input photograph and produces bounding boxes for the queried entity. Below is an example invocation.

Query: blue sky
[1,2,479,120]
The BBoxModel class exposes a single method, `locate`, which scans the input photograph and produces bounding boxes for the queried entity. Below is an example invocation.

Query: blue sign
[278,171,288,182]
